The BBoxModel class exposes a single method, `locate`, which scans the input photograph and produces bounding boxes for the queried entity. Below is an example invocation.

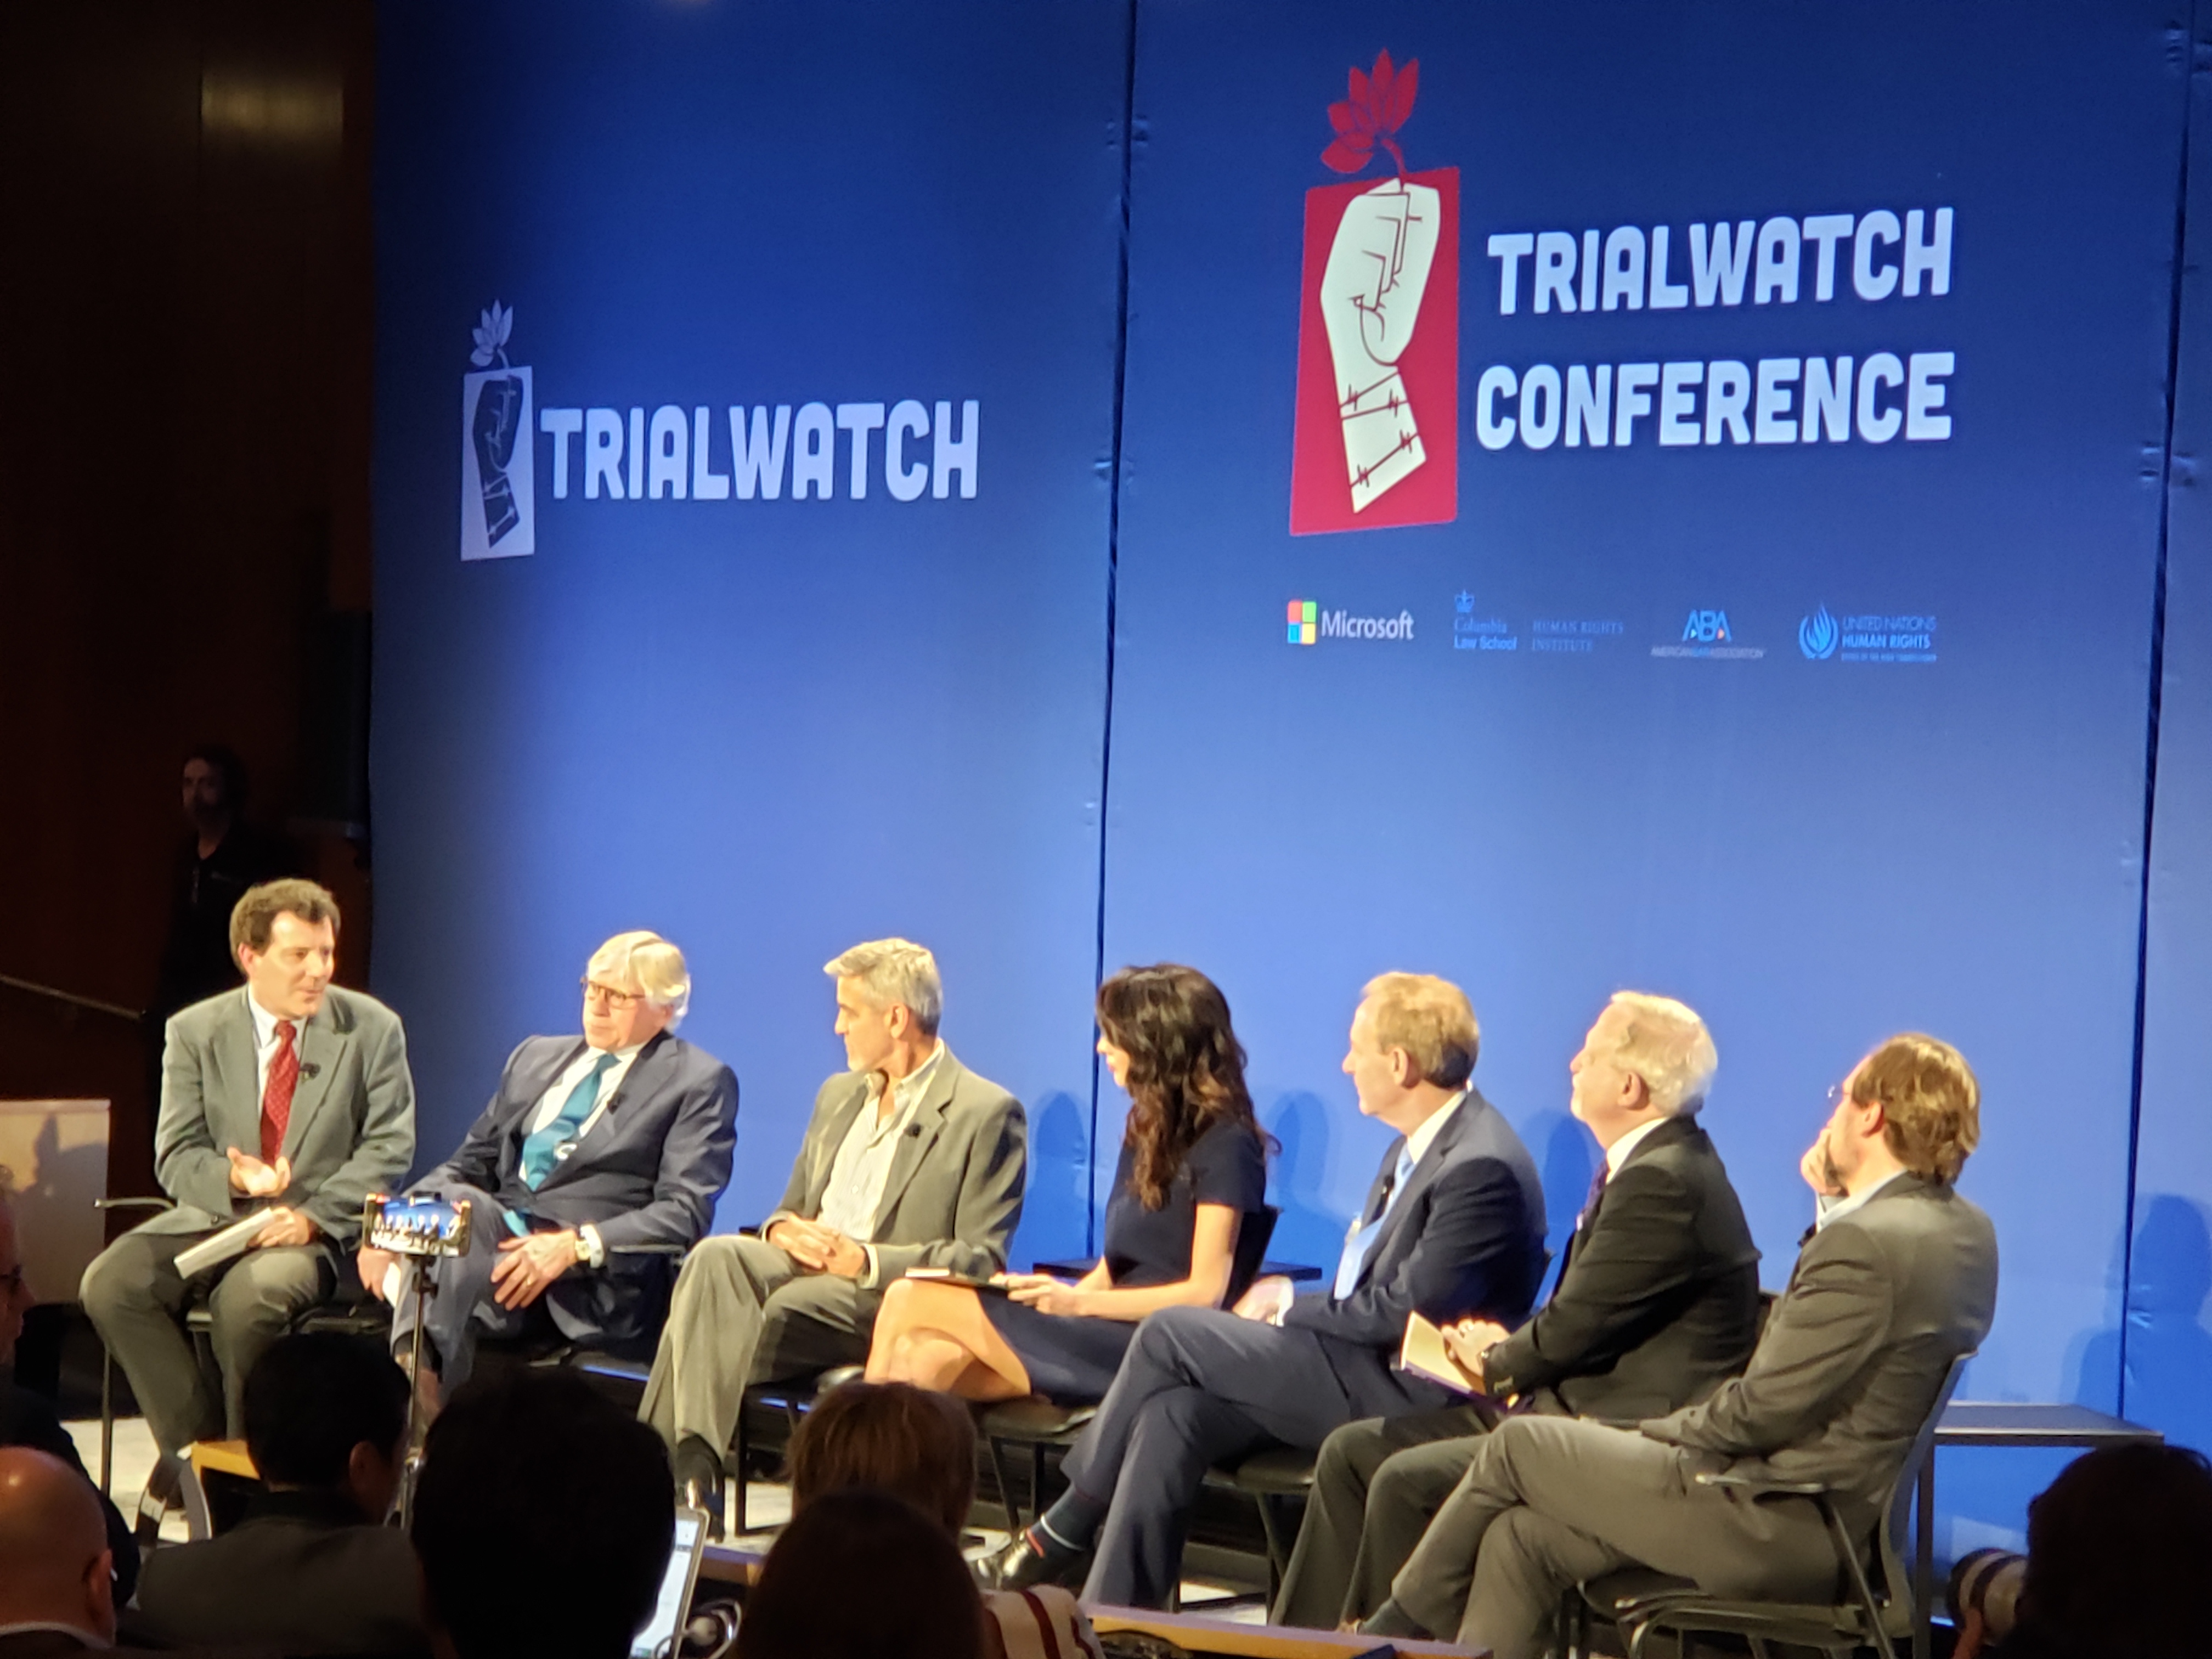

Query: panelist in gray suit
[82,880,416,1459]
[639,938,1026,1528]
[1372,1032,2000,1659]
[357,931,738,1398]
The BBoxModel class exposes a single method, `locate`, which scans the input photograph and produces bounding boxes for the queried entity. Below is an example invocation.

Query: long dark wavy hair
[1098,964,1268,1210]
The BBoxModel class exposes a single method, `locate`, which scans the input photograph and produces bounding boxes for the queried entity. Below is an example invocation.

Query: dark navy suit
[393,1029,737,1383]
[1062,1087,1547,1608]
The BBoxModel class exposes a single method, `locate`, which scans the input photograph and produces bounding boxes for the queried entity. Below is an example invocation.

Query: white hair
[823,938,942,1037]
[589,931,691,1028]
[1605,992,1717,1117]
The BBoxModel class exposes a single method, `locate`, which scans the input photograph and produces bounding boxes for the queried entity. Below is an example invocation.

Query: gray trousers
[637,1233,878,1459]
[1390,1415,1841,1659]
[1273,1404,1491,1629]
[81,1226,335,1454]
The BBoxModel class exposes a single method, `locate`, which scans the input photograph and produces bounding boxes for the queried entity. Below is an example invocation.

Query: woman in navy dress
[864,963,1269,1404]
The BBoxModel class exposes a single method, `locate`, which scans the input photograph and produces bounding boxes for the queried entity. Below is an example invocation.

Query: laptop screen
[630,1510,707,1659]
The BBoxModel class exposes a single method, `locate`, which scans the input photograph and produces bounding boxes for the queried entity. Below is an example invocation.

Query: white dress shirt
[1602,1114,1670,1180]
[816,1042,945,1272]
[1815,1169,1908,1231]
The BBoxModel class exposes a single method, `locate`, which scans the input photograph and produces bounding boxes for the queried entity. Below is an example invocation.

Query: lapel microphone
[298,1062,321,1079]
[905,1123,922,1137]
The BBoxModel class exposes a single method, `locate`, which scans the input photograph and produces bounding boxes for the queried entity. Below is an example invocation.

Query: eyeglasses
[1825,1083,1864,1109]
[580,980,643,1009]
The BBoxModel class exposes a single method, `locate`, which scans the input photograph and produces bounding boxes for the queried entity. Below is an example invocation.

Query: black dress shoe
[981,1528,1083,1591]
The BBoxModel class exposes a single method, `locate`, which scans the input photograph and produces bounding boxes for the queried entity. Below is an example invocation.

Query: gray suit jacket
[1640,1173,1997,1534]
[763,1047,1025,1290]
[146,985,417,1246]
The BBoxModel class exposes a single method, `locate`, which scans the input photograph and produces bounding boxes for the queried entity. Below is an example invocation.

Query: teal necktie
[521,1053,616,1190]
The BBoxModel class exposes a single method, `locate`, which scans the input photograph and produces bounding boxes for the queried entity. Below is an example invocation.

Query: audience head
[243,1332,409,1521]
[1826,1032,1979,1189]
[584,929,690,1047]
[0,1447,115,1642]
[826,938,943,1067]
[0,1166,30,1368]
[413,1369,673,1659]
[230,877,340,1018]
[787,1379,976,1535]
[1346,973,1479,1128]
[182,743,249,830]
[737,1487,983,1659]
[1571,993,1717,1142]
[1096,964,1264,1210]
[2012,1443,2212,1659]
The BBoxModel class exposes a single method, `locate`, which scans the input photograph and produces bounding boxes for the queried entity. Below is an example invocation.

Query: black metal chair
[1567,1351,1977,1659]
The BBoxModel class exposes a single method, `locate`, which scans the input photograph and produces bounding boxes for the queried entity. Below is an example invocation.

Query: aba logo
[460,302,534,561]
[1290,52,1458,536]
[1683,610,1731,644]
[1798,605,1838,659]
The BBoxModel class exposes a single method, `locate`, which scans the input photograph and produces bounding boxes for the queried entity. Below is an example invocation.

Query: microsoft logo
[1286,599,1318,645]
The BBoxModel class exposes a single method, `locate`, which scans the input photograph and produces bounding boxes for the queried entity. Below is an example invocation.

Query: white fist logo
[1320,177,1440,512]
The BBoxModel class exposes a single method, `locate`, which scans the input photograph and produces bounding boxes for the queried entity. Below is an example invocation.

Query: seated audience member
[1970,1442,2212,1659]
[0,1447,119,1656]
[1370,1033,1997,1659]
[989,972,1548,1610]
[413,1369,673,1659]
[867,964,1268,1404]
[360,932,737,1403]
[1276,992,1761,1629]
[132,1332,422,1655]
[639,939,1027,1530]
[83,879,415,1474]
[787,1381,1100,1659]
[0,1170,137,1602]
[738,1487,984,1659]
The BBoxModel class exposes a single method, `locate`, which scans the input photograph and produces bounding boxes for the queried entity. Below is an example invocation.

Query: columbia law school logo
[1289,51,1459,535]
[460,302,534,561]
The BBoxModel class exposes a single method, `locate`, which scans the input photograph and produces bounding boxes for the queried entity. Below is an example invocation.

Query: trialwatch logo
[460,302,534,561]
[1290,52,1459,535]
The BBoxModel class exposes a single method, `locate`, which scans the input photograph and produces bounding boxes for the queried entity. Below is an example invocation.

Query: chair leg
[99,1348,114,1498]
[1030,1442,1047,1531]
[984,1437,1022,1533]
[1255,1494,1288,1604]
[731,1409,749,1536]
[1821,1500,1898,1659]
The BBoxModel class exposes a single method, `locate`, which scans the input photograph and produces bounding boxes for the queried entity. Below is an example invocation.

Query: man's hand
[1800,1134,1845,1198]
[491,1232,580,1310]
[1440,1317,1509,1388]
[1003,1274,1087,1316]
[228,1148,292,1197]
[253,1208,318,1249]
[357,1245,398,1301]
[767,1218,867,1279]
[1233,1274,1295,1325]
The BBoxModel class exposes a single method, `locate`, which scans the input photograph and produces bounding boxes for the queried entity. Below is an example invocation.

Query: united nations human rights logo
[460,301,534,561]
[1799,605,1838,659]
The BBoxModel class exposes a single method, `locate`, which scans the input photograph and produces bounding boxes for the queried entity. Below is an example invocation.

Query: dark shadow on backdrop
[2075,1194,2212,1452]
[1014,1091,1090,1269]
[1262,1090,1342,1272]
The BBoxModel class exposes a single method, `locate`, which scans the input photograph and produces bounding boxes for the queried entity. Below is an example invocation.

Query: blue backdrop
[374,0,2206,1553]
[372,0,1132,1265]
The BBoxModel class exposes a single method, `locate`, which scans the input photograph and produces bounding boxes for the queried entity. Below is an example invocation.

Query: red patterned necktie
[262,1019,299,1164]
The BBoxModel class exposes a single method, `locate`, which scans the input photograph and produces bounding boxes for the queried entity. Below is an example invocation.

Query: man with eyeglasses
[358,932,737,1411]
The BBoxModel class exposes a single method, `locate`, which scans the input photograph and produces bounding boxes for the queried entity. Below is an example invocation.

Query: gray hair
[823,938,942,1037]
[1606,992,1717,1117]
[588,931,691,1028]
